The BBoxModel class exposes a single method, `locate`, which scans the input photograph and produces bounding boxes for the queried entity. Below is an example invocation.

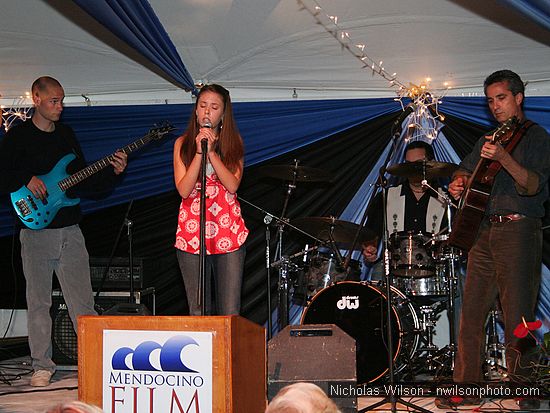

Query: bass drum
[301,281,419,384]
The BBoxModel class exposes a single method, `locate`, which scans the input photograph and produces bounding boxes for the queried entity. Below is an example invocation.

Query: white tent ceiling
[2,0,550,106]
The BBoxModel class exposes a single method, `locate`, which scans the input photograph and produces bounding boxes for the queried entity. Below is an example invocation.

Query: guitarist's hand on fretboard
[481,138,507,163]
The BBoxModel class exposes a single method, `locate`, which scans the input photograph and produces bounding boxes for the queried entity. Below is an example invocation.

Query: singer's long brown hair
[179,84,244,173]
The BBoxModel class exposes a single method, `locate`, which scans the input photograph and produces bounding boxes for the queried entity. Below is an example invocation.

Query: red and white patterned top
[175,169,249,255]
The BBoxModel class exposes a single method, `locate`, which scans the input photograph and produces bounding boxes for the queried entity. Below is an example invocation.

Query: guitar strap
[482,120,534,184]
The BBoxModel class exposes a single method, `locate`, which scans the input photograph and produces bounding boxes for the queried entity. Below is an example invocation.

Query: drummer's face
[405,148,428,163]
[405,148,428,184]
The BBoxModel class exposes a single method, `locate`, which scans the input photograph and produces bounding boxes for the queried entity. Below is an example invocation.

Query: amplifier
[50,288,156,366]
[89,257,154,291]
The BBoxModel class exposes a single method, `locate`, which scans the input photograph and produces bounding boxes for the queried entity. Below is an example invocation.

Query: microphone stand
[198,139,208,315]
[361,142,431,413]
[342,165,386,271]
[344,124,401,269]
[264,214,273,339]
[103,206,151,315]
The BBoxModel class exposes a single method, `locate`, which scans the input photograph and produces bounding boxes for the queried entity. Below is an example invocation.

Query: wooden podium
[78,315,266,413]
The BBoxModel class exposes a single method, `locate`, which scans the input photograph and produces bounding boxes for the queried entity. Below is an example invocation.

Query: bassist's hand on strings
[27,176,48,200]
[110,151,128,175]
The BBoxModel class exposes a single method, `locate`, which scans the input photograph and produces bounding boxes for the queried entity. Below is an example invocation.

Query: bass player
[0,76,127,387]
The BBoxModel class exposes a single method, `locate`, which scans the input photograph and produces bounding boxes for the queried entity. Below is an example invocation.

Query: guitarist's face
[486,81,523,124]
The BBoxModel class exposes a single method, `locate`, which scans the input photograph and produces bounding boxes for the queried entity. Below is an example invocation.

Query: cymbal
[292,216,377,248]
[258,165,331,182]
[386,160,458,179]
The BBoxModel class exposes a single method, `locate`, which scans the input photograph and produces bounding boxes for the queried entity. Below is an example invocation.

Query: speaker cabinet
[50,288,155,365]
[268,324,356,412]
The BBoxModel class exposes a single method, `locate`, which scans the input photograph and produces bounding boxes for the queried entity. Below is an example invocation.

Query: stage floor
[0,357,546,412]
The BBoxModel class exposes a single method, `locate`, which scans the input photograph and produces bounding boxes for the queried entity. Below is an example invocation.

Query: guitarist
[0,77,127,387]
[437,70,550,408]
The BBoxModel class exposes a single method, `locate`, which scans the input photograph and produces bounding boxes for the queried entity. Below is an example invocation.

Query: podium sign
[103,329,213,412]
[78,315,266,413]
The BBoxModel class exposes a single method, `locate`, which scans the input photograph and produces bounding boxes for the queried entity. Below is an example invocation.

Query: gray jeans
[20,225,96,372]
[454,217,542,382]
[176,246,245,316]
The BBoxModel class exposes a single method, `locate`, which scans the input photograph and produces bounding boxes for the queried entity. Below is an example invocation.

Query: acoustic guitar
[10,123,174,229]
[448,117,522,251]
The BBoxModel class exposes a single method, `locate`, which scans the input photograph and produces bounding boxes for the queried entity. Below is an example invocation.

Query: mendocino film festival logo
[103,330,213,413]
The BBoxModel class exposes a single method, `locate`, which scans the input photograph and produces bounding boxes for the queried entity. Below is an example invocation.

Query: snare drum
[392,266,448,297]
[389,231,435,278]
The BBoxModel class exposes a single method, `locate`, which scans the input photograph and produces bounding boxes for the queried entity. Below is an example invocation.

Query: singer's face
[196,91,224,128]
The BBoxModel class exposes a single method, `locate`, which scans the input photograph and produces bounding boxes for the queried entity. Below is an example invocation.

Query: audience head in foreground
[47,400,104,413]
[266,382,341,413]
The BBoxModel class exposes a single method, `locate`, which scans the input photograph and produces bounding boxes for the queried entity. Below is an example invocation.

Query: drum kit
[251,158,464,385]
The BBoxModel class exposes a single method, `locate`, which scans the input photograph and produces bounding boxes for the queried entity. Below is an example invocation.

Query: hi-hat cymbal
[386,160,458,179]
[292,216,377,248]
[258,165,332,182]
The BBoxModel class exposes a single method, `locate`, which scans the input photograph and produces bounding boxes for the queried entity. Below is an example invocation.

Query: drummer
[362,140,448,277]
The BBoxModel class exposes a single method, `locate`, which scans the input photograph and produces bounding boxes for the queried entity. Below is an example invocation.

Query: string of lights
[297,0,407,92]
[1,93,32,132]
[297,0,451,141]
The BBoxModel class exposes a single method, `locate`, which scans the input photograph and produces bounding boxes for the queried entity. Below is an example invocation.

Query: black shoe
[434,396,483,409]
[516,398,541,410]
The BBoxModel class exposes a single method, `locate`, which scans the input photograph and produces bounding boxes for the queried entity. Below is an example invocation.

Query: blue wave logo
[111,335,199,372]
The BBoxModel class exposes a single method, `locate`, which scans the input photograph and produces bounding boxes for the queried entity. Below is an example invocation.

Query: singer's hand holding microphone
[196,121,217,155]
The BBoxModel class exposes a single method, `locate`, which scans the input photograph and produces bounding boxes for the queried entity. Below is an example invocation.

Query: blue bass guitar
[10,123,174,229]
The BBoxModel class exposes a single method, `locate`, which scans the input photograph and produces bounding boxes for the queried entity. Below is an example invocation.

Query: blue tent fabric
[71,0,196,92]
[0,98,399,236]
[2,96,550,237]
[1,97,548,337]
[499,0,550,31]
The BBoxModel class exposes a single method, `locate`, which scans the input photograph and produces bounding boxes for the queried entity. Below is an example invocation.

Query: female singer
[173,84,248,315]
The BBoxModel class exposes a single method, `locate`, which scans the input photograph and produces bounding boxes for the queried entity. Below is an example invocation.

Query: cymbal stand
[326,220,345,267]
[237,195,325,337]
[273,159,299,330]
[361,168,432,413]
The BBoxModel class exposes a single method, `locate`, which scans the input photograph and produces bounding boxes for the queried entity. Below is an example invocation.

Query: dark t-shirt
[0,119,119,228]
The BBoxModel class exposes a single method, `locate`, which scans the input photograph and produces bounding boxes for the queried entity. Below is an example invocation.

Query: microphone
[392,104,416,136]
[200,122,212,153]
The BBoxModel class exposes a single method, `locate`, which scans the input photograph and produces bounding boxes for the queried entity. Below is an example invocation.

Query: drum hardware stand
[361,165,432,413]
[237,196,324,336]
[420,178,460,374]
[414,303,445,373]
